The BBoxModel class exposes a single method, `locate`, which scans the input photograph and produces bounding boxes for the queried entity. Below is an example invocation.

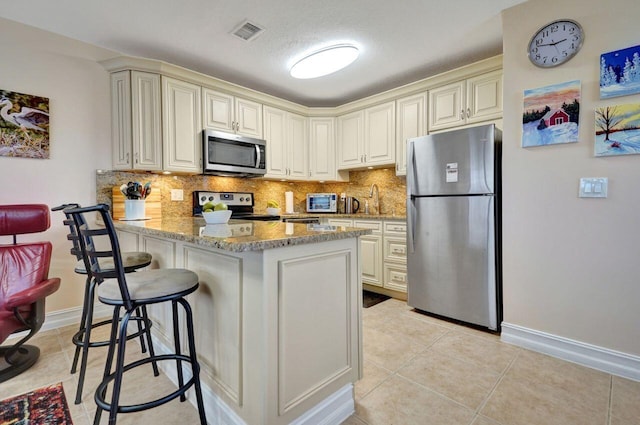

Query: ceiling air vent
[231,20,264,42]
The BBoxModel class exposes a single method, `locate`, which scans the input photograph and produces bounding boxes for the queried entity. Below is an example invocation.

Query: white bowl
[202,210,232,224]
[266,207,281,216]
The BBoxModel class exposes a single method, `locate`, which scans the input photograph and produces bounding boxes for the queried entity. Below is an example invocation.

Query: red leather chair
[0,204,61,382]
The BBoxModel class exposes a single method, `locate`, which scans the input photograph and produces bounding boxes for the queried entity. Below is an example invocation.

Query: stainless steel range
[192,191,280,221]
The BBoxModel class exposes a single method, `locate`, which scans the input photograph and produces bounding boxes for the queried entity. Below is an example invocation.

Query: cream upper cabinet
[365,101,396,167]
[162,76,202,173]
[309,117,348,182]
[287,112,308,180]
[202,88,262,138]
[263,106,308,180]
[111,71,162,171]
[395,93,426,176]
[428,70,503,131]
[337,101,395,170]
[337,110,364,169]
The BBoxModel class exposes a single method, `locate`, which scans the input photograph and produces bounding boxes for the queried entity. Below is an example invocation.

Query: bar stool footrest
[95,354,197,414]
[71,315,152,349]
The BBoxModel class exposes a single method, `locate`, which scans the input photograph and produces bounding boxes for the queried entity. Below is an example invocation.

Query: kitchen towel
[285,191,294,214]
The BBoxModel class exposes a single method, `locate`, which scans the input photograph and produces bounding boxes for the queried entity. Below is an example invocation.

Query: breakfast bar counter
[114,217,369,425]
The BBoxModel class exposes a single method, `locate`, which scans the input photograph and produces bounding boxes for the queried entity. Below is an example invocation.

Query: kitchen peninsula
[114,218,370,425]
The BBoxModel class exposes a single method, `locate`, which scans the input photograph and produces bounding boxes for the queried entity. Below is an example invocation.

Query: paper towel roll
[285,191,294,214]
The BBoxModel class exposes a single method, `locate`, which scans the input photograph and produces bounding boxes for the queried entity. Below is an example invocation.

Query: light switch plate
[170,189,184,201]
[579,177,608,198]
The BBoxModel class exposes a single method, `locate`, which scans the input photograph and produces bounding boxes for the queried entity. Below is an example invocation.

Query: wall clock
[528,19,584,68]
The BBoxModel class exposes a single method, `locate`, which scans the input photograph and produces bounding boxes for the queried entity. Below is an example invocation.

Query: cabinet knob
[460,109,465,120]
[466,108,471,119]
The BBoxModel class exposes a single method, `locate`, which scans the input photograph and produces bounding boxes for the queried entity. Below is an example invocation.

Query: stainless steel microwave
[203,129,267,177]
[306,193,338,213]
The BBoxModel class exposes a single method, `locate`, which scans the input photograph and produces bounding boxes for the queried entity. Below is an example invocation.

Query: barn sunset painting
[522,80,581,147]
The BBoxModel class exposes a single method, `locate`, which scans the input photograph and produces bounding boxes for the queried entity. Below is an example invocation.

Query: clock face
[528,20,584,68]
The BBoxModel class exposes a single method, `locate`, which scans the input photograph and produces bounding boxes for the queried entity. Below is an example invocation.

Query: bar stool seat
[98,269,197,303]
[74,252,152,274]
[66,204,207,425]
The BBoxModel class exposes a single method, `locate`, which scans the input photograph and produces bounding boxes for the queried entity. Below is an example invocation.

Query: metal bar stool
[52,203,158,405]
[67,204,206,425]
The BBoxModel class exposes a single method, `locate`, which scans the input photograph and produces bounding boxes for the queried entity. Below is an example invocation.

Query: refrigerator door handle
[407,197,415,254]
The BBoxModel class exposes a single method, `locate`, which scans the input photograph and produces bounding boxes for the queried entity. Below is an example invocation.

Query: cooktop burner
[193,191,280,221]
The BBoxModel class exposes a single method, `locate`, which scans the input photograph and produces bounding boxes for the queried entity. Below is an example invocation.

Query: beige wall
[502,0,640,355]
[0,18,117,312]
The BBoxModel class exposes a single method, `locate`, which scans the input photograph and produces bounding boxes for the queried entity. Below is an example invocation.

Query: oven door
[203,130,266,176]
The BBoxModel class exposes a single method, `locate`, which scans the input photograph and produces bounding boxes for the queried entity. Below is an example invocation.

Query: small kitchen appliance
[193,191,280,221]
[306,193,338,213]
[406,124,502,331]
[344,197,360,214]
[202,129,267,177]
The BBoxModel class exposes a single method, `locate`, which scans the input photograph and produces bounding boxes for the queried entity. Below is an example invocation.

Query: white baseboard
[153,337,354,425]
[501,322,640,381]
[40,304,112,332]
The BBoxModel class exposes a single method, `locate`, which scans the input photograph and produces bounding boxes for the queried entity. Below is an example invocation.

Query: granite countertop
[114,217,372,253]
[282,213,407,220]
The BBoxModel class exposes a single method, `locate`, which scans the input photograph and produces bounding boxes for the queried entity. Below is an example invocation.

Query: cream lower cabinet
[326,218,407,296]
[382,221,407,293]
[428,69,503,132]
[120,231,360,425]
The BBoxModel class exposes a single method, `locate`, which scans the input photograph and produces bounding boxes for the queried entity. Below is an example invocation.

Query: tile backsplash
[97,167,406,217]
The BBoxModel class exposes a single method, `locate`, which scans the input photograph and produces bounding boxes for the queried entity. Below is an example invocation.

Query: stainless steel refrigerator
[406,124,501,331]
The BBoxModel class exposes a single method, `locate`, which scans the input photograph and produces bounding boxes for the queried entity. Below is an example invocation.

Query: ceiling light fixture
[290,44,359,79]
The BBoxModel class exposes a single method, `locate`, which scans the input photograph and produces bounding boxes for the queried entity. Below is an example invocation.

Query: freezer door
[407,124,497,196]
[407,195,497,330]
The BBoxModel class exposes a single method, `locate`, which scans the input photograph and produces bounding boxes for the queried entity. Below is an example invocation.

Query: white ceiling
[0,0,526,107]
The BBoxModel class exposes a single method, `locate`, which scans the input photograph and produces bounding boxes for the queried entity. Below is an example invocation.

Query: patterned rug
[0,382,73,425]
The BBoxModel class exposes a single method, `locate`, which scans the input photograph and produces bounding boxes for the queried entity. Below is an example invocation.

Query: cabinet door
[466,70,503,123]
[131,71,162,171]
[162,77,202,173]
[263,106,288,178]
[365,101,395,166]
[337,110,364,169]
[111,71,132,170]
[395,93,426,176]
[202,88,234,133]
[287,112,308,180]
[141,235,176,341]
[428,81,465,131]
[309,117,336,181]
[235,97,263,138]
[360,234,383,287]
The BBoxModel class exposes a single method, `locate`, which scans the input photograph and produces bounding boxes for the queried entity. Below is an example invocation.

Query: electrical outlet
[170,189,184,201]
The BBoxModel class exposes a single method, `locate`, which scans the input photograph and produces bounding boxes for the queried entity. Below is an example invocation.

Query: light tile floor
[2,298,640,425]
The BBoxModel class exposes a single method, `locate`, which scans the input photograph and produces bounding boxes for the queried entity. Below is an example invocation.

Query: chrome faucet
[369,183,380,215]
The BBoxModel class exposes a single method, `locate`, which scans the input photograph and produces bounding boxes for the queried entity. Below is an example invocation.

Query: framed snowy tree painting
[595,103,640,156]
[600,44,640,99]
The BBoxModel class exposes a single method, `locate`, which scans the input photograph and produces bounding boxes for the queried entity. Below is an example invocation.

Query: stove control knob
[239,197,244,202]
[208,196,214,201]
[246,196,251,203]
[200,196,206,202]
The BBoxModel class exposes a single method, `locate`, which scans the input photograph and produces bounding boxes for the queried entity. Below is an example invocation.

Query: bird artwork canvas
[0,89,50,159]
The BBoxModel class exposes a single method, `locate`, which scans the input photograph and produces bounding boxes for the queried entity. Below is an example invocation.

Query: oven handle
[255,145,261,169]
